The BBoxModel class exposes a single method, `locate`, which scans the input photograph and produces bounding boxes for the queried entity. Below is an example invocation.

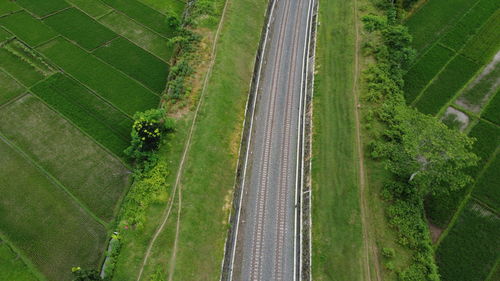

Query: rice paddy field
[0,0,184,280]
[404,0,500,280]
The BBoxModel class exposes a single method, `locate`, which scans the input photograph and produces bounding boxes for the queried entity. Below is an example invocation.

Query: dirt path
[352,0,382,281]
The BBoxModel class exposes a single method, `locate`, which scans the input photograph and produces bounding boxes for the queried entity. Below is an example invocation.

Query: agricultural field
[0,0,184,280]
[404,0,500,279]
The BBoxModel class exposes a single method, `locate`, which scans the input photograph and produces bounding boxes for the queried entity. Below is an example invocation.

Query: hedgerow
[362,1,478,280]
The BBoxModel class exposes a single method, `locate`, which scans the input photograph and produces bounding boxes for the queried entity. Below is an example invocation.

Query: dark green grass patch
[0,241,39,281]
[65,0,113,18]
[0,94,130,222]
[43,8,117,51]
[415,54,480,115]
[455,58,500,113]
[436,201,500,281]
[425,186,471,227]
[482,91,500,125]
[403,44,455,103]
[0,48,44,87]
[405,0,478,52]
[15,0,70,17]
[93,37,169,93]
[0,138,107,281]
[0,0,21,16]
[473,153,500,212]
[0,11,57,46]
[461,10,500,64]
[101,0,175,37]
[31,73,131,156]
[37,37,159,115]
[98,11,172,61]
[441,0,499,51]
[0,69,24,105]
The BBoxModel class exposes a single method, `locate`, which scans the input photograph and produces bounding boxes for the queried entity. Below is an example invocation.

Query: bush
[382,247,396,258]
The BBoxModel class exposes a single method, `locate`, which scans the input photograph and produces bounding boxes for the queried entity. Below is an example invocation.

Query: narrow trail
[136,0,232,279]
[352,0,382,281]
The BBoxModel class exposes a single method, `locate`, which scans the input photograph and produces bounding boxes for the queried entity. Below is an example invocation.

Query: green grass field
[312,0,366,280]
[482,92,500,124]
[436,201,500,281]
[65,0,113,18]
[0,0,22,16]
[93,37,169,93]
[0,69,24,105]
[43,8,118,50]
[0,47,45,87]
[473,153,500,212]
[461,10,500,64]
[0,138,108,281]
[15,0,70,17]
[0,94,130,222]
[0,11,57,46]
[0,241,39,281]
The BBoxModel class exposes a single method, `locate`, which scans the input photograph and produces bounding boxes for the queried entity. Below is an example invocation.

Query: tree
[72,267,102,281]
[373,106,478,197]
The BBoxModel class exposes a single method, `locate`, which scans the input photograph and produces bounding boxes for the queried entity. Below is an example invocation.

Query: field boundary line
[0,132,107,227]
[136,0,232,278]
[353,0,381,280]
[0,231,47,281]
[434,147,499,247]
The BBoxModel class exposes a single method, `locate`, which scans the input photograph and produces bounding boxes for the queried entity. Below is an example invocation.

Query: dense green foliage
[414,55,480,115]
[363,3,478,280]
[93,37,169,93]
[436,202,500,281]
[37,37,159,115]
[44,8,117,51]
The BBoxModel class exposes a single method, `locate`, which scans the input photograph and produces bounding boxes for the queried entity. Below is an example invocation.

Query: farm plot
[414,54,480,115]
[462,10,500,64]
[482,92,500,125]
[93,37,169,93]
[0,69,24,105]
[0,27,12,43]
[15,0,70,18]
[0,138,107,281]
[0,241,38,281]
[100,0,175,37]
[473,153,500,213]
[455,52,500,113]
[0,95,130,222]
[0,0,21,17]
[65,0,113,18]
[436,201,500,281]
[37,37,159,115]
[31,73,132,156]
[138,0,185,15]
[43,8,118,51]
[403,44,455,103]
[405,0,478,52]
[467,119,500,175]
[0,47,46,87]
[98,11,173,61]
[0,11,57,46]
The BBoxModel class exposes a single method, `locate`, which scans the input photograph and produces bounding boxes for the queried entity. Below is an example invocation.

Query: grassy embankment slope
[312,0,365,280]
[112,0,268,279]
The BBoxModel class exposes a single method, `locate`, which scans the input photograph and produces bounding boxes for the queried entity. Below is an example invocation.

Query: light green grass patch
[0,94,130,222]
[0,69,24,105]
[0,0,21,17]
[0,11,57,46]
[415,54,480,115]
[0,241,39,281]
[0,137,107,281]
[99,11,172,61]
[100,0,175,37]
[66,0,113,18]
[43,8,118,50]
[37,37,159,115]
[0,47,45,87]
[31,73,131,156]
[405,0,479,52]
[15,0,70,17]
[93,37,169,93]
